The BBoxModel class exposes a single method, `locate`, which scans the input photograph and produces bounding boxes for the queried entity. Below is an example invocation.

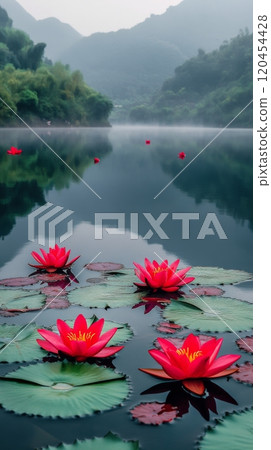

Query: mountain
[0,0,81,60]
[130,32,253,127]
[59,0,252,102]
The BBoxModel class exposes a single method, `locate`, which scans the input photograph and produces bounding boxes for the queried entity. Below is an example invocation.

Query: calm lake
[0,126,252,450]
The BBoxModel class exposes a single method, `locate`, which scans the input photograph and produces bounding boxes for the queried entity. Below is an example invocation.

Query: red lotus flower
[133,258,195,292]
[29,244,80,272]
[94,157,100,164]
[140,334,240,394]
[145,140,151,145]
[178,152,186,160]
[7,146,22,155]
[37,314,124,362]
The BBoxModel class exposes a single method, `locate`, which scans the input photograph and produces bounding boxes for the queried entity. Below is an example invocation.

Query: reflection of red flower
[141,378,238,420]
[37,314,124,362]
[140,334,240,395]
[133,258,194,292]
[7,146,22,155]
[29,244,80,272]
[178,152,186,160]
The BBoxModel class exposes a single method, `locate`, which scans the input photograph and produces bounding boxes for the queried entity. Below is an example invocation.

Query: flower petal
[205,354,241,377]
[94,346,124,358]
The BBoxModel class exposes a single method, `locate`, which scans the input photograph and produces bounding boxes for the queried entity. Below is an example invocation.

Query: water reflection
[154,129,252,227]
[142,379,238,421]
[0,129,112,238]
[0,127,252,274]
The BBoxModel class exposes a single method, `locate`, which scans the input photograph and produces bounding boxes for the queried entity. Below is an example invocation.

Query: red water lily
[7,146,22,155]
[94,157,100,164]
[29,244,80,272]
[140,334,240,395]
[178,152,186,160]
[37,314,124,361]
[133,258,195,292]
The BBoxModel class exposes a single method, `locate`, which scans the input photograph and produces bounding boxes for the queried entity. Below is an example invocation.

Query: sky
[16,0,183,36]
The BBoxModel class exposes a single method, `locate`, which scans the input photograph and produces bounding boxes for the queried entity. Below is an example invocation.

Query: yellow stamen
[153,266,169,275]
[67,331,95,342]
[176,347,203,362]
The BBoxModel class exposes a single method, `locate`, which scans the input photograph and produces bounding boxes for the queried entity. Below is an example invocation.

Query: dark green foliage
[0,7,112,126]
[0,6,12,28]
[130,32,252,127]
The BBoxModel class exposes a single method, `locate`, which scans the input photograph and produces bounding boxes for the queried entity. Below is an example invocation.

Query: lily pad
[156,322,182,334]
[0,324,44,363]
[163,297,253,332]
[35,273,67,283]
[61,316,133,346]
[236,336,253,353]
[130,402,178,425]
[197,409,252,450]
[0,277,38,287]
[189,287,225,297]
[190,267,252,285]
[104,269,136,286]
[42,432,139,450]
[231,362,253,385]
[0,362,130,418]
[0,289,45,311]
[68,284,141,309]
[85,262,124,272]
[45,296,70,309]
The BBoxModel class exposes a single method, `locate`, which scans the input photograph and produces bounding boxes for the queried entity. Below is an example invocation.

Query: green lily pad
[197,409,252,450]
[68,284,141,309]
[163,297,253,332]
[104,269,136,286]
[0,323,45,363]
[60,316,134,346]
[0,289,45,311]
[190,267,252,285]
[0,362,130,418]
[42,432,139,450]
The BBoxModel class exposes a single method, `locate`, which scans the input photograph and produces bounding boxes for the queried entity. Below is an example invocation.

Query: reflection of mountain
[155,131,252,227]
[0,129,112,238]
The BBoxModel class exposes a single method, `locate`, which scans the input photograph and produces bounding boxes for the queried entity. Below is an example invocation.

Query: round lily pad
[0,277,38,287]
[0,323,45,363]
[163,297,253,332]
[197,409,252,450]
[0,289,45,311]
[68,284,141,309]
[0,362,130,418]
[85,262,124,272]
[130,402,178,425]
[236,336,253,353]
[189,287,225,296]
[231,362,253,385]
[104,269,136,287]
[190,267,252,285]
[42,432,139,450]
[45,296,70,309]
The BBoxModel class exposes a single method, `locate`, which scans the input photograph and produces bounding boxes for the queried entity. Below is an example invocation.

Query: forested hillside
[130,32,252,127]
[0,6,113,126]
